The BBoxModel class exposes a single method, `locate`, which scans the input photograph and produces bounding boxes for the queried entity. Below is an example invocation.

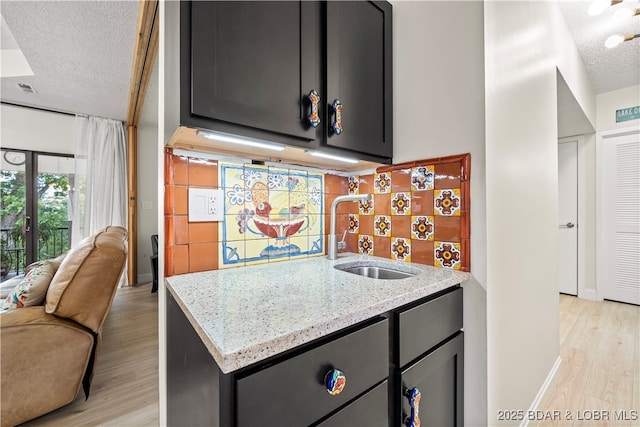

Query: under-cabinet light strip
[197,130,285,151]
[308,151,359,164]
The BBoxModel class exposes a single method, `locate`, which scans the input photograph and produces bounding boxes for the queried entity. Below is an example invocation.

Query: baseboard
[578,288,600,301]
[520,357,562,427]
[136,273,153,285]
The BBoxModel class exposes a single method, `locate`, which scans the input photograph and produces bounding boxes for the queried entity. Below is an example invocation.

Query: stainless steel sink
[334,263,417,280]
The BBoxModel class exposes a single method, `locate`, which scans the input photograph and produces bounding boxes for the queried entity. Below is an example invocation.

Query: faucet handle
[337,230,347,250]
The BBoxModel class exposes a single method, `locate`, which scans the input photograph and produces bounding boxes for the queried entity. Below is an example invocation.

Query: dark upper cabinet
[184,1,319,141]
[326,1,393,159]
[181,1,393,163]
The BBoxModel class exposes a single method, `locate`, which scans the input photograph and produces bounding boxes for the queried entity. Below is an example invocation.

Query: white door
[558,140,578,295]
[599,131,640,305]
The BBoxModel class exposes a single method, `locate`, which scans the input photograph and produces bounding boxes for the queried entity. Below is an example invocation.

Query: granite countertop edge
[166,254,472,374]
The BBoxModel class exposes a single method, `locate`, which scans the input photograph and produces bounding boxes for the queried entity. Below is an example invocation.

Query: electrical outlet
[189,188,224,222]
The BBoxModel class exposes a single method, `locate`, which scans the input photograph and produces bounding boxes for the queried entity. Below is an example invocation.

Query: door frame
[558,136,588,299]
[595,125,640,302]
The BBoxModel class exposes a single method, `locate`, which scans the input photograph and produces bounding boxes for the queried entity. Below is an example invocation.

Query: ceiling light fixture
[308,151,359,164]
[588,0,622,16]
[197,130,285,151]
[612,7,640,21]
[605,33,640,48]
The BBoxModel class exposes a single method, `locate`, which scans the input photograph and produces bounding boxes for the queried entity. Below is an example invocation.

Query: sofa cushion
[45,226,127,333]
[0,275,24,300]
[1,260,58,312]
[24,252,67,277]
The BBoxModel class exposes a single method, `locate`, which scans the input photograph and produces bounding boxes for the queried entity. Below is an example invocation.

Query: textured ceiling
[559,0,640,94]
[0,1,139,121]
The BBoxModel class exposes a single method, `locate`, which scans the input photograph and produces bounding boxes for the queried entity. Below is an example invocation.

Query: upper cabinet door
[187,1,318,141]
[325,1,392,159]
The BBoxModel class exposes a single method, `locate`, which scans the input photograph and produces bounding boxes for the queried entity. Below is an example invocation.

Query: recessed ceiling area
[558,0,640,94]
[0,1,139,121]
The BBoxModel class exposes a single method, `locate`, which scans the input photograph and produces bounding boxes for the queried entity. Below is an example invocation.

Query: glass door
[1,149,73,281]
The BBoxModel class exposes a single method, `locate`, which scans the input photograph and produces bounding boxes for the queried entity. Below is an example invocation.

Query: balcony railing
[1,227,70,278]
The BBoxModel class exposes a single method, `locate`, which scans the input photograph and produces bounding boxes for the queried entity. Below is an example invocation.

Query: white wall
[0,104,76,154]
[484,1,584,423]
[391,1,487,424]
[596,85,640,132]
[136,56,159,284]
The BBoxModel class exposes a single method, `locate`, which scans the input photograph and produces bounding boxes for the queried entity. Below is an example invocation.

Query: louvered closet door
[600,131,640,305]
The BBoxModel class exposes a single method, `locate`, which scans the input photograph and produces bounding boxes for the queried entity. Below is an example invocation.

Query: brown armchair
[0,226,127,427]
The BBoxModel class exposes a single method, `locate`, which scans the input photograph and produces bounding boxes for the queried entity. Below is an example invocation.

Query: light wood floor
[22,283,159,426]
[535,295,640,427]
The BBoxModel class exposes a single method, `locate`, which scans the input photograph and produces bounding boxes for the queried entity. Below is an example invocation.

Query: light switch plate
[189,188,224,222]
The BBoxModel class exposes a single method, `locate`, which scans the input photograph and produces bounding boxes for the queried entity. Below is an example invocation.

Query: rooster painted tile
[220,162,324,268]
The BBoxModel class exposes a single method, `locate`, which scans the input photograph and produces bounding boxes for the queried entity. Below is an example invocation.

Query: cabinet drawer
[237,318,388,427]
[398,287,462,367]
[316,380,388,427]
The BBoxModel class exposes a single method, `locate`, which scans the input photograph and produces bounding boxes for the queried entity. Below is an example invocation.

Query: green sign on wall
[616,106,640,123]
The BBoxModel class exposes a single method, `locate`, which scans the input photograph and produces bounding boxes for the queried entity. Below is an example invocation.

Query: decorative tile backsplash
[342,154,471,271]
[219,162,324,268]
[164,149,470,276]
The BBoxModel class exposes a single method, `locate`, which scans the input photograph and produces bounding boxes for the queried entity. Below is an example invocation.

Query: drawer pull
[306,89,321,128]
[403,387,421,427]
[331,99,343,135]
[324,369,346,396]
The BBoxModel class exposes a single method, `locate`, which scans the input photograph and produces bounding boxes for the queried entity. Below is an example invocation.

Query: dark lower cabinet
[167,285,463,427]
[399,333,464,427]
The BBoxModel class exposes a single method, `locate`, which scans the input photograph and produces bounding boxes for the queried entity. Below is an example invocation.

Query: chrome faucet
[328,193,372,260]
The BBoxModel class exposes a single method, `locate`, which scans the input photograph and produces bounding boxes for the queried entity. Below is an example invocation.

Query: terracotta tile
[461,238,470,272]
[164,245,174,277]
[174,186,188,215]
[412,191,434,216]
[173,155,189,185]
[374,194,391,215]
[174,245,189,274]
[373,236,391,259]
[345,233,359,253]
[434,216,461,242]
[434,162,461,189]
[461,153,471,182]
[359,174,373,194]
[338,176,349,194]
[175,215,189,245]
[164,184,174,215]
[359,215,374,236]
[165,216,175,246]
[324,174,342,194]
[189,242,218,272]
[189,222,219,243]
[460,211,470,239]
[461,181,470,212]
[411,240,434,266]
[391,168,412,192]
[391,216,412,239]
[189,158,218,187]
[164,149,173,185]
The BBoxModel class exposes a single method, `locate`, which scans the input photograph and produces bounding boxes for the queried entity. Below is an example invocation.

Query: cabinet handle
[331,99,343,135]
[306,89,321,128]
[403,387,421,427]
[324,368,346,395]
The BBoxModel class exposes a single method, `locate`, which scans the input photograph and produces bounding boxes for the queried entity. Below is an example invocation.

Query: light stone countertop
[165,253,472,374]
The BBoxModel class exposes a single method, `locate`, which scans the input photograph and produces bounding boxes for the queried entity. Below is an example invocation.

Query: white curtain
[71,116,127,280]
